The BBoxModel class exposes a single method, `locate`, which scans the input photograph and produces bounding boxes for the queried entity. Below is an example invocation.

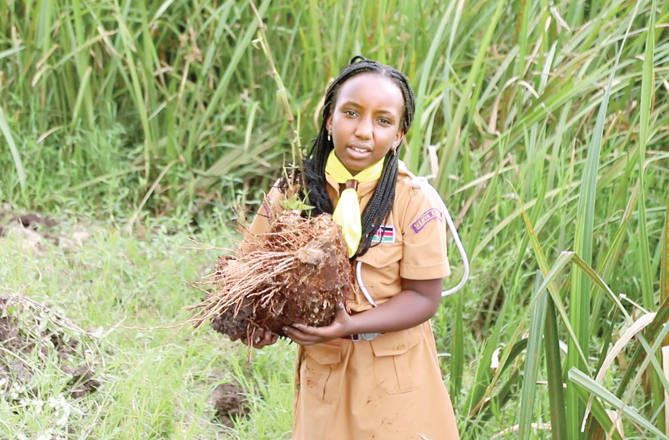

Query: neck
[333,152,385,177]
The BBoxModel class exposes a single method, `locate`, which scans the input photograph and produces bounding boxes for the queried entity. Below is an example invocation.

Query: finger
[252,331,268,348]
[292,323,323,335]
[283,326,310,340]
[254,330,275,349]
[248,328,265,347]
[283,326,321,345]
[261,330,276,347]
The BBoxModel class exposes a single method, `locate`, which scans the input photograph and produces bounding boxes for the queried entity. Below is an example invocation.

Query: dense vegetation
[2,0,669,438]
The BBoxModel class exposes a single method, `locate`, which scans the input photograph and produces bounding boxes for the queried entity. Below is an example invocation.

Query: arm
[283,277,443,346]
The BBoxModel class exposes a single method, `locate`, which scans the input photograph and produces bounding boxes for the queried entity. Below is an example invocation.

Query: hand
[283,304,355,346]
[230,328,278,349]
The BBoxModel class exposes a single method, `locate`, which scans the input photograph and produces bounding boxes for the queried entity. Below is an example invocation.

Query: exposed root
[188,212,356,342]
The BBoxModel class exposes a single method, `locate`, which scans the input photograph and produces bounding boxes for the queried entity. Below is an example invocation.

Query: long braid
[304,56,416,258]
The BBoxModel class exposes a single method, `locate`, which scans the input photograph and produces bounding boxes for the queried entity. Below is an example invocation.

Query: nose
[354,115,373,140]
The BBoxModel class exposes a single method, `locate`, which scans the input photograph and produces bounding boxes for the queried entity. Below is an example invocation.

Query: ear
[393,129,405,150]
[326,115,333,133]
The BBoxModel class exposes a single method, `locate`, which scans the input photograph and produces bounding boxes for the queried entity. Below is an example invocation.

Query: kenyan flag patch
[371,226,395,244]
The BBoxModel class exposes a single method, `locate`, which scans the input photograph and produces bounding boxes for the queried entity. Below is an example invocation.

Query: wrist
[346,313,365,336]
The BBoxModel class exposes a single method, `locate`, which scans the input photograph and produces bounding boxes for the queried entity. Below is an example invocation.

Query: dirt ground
[210,381,250,427]
[0,295,101,400]
[0,204,255,435]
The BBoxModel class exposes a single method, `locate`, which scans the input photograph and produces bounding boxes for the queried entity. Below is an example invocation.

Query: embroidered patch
[411,208,443,233]
[371,226,395,243]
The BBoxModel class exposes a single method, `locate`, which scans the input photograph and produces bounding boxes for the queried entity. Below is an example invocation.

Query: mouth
[346,143,373,159]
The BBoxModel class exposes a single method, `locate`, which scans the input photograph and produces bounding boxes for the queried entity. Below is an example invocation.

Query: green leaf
[569,368,669,440]
[519,271,548,440]
[0,107,25,189]
[281,194,313,212]
[545,296,568,440]
[566,2,640,434]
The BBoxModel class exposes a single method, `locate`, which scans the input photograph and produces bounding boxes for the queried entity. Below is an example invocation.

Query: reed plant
[2,0,669,438]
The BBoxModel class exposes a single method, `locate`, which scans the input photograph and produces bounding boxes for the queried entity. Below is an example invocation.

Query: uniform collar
[324,164,413,198]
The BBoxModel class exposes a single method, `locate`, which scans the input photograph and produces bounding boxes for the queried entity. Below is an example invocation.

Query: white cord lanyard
[355,177,469,307]
[414,177,470,297]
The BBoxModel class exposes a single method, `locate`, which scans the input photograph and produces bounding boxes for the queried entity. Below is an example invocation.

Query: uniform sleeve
[247,180,288,235]
[399,186,451,280]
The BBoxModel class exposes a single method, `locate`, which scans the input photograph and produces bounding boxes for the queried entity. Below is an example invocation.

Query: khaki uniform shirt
[249,167,460,440]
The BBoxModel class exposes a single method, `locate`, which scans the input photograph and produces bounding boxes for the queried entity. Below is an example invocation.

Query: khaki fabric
[248,168,460,440]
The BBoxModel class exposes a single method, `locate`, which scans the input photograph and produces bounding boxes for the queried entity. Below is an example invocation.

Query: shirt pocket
[300,343,345,404]
[356,243,403,269]
[370,324,425,394]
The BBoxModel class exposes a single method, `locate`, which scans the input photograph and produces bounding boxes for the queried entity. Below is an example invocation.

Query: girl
[246,56,460,440]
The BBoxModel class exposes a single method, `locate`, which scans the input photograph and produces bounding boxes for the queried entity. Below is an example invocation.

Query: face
[327,73,405,174]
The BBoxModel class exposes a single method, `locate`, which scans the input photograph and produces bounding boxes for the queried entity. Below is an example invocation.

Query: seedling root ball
[190,212,355,343]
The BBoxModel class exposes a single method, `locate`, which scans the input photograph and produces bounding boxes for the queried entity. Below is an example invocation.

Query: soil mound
[210,381,249,427]
[190,211,356,342]
[0,296,100,400]
[0,204,93,255]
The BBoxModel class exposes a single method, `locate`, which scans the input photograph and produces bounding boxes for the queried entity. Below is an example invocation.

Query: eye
[378,118,391,125]
[344,110,357,116]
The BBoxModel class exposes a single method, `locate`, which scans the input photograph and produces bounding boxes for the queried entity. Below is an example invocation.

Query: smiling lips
[347,143,373,159]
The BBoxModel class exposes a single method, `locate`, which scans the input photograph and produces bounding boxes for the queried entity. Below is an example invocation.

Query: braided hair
[304,56,416,258]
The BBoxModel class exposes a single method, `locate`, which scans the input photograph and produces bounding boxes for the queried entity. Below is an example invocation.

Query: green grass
[2,0,669,438]
[0,221,295,439]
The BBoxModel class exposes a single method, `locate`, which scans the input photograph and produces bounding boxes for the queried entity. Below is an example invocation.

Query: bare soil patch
[210,381,250,427]
[0,296,100,400]
[0,203,93,255]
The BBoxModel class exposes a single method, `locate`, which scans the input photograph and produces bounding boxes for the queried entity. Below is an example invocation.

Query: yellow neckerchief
[326,150,412,257]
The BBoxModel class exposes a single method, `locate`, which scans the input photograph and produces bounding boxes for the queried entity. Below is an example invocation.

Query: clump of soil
[11,213,58,230]
[210,381,249,427]
[0,203,93,255]
[67,366,102,398]
[189,211,356,342]
[0,296,100,400]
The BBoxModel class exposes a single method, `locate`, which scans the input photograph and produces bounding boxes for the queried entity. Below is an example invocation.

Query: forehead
[335,73,405,113]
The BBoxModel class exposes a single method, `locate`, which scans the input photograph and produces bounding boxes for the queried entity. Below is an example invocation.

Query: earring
[328,132,331,142]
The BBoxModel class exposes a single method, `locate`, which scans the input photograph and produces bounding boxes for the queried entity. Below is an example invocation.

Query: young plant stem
[248,0,306,193]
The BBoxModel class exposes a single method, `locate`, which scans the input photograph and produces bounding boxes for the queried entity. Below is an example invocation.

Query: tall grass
[2,0,669,438]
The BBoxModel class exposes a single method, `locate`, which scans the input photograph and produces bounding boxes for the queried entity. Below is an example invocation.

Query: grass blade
[0,107,25,189]
[573,383,622,440]
[545,295,568,440]
[518,198,588,366]
[519,271,548,440]
[569,368,669,440]
[566,2,639,433]
[406,0,456,170]
[636,0,662,423]
[188,0,271,163]
[435,0,506,192]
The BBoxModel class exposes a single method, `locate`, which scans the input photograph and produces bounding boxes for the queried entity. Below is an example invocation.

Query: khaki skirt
[293,321,460,440]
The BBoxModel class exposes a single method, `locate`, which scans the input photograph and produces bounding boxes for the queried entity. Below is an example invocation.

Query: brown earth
[210,381,249,427]
[0,296,100,399]
[0,203,92,255]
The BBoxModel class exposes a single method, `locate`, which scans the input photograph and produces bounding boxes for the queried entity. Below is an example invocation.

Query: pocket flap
[304,343,341,365]
[370,324,424,357]
[356,243,402,269]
